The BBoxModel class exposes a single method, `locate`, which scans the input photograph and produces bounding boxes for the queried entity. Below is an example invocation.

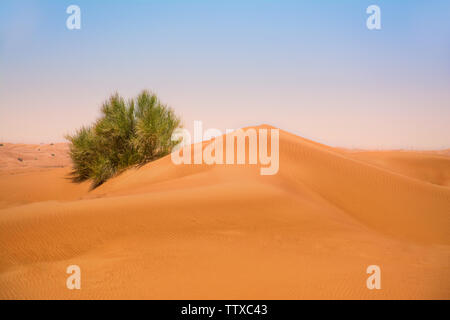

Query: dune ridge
[0,126,449,299]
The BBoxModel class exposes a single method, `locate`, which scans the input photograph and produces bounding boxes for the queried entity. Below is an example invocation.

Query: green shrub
[66,90,181,187]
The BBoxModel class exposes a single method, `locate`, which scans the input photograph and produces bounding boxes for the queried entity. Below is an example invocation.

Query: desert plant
[66,90,181,187]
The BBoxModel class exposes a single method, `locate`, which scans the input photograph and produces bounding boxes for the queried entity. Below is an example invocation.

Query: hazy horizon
[1,0,449,149]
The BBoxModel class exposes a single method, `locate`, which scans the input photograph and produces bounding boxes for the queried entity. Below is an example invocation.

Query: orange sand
[0,127,449,299]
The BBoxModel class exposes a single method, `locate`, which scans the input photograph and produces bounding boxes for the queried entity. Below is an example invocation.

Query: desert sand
[0,126,449,299]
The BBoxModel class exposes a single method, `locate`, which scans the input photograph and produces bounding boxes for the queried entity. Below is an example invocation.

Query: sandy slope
[0,143,72,174]
[0,127,449,299]
[0,143,89,209]
[341,149,450,187]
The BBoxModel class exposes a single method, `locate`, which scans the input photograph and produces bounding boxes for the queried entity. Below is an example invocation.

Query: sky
[0,0,449,149]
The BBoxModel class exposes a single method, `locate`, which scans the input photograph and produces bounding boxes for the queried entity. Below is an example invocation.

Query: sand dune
[0,127,449,299]
[0,143,72,174]
[344,150,450,187]
[0,143,89,209]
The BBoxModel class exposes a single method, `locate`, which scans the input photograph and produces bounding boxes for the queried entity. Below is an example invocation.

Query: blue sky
[1,0,449,148]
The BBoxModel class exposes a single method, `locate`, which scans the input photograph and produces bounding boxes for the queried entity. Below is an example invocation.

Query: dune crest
[0,126,449,299]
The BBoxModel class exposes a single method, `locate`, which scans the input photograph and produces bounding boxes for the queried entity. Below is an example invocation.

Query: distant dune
[0,143,72,174]
[0,126,449,299]
[0,143,89,210]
